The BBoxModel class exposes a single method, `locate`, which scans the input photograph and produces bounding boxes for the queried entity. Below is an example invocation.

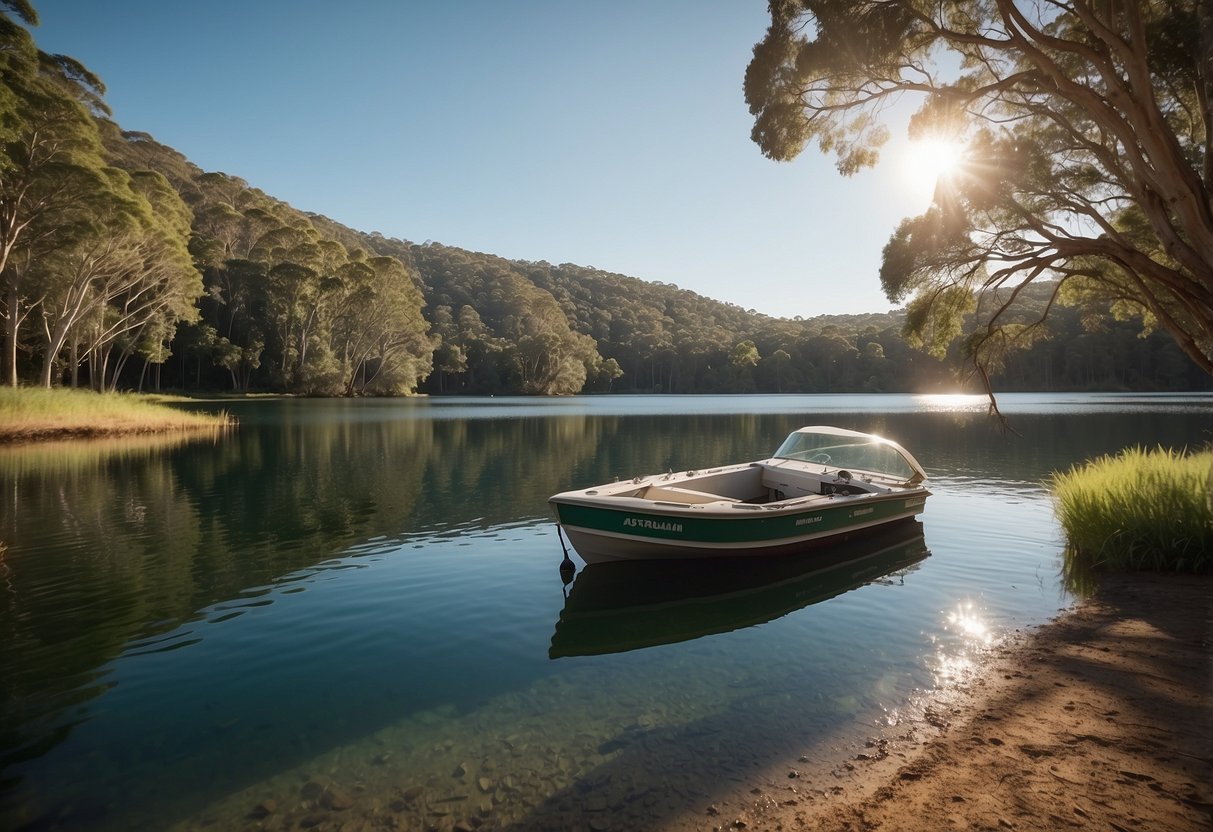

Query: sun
[908,136,967,182]
[898,135,969,207]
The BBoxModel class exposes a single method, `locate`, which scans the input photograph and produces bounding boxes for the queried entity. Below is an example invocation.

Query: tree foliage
[0,5,203,389]
[1,0,1205,397]
[96,128,435,395]
[745,0,1213,391]
[2,6,109,384]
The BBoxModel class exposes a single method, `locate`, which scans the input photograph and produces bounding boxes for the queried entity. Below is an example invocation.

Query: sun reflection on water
[930,601,996,688]
[946,601,994,645]
[878,601,999,730]
[913,393,990,412]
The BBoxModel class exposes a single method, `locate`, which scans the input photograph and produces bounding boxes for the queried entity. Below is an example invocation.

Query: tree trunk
[111,346,134,392]
[39,316,79,388]
[1200,0,1213,187]
[4,284,18,387]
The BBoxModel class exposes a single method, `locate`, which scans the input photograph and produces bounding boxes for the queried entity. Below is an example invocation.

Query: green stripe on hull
[554,493,925,547]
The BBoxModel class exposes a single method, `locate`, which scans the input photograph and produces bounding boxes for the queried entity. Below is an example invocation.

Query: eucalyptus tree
[759,348,794,392]
[448,304,504,390]
[722,339,760,392]
[745,0,1213,391]
[602,356,625,388]
[249,223,322,387]
[330,255,432,395]
[634,309,676,391]
[426,305,468,392]
[85,171,200,390]
[186,176,291,390]
[33,168,199,389]
[214,332,262,391]
[504,280,598,394]
[0,2,123,385]
[188,190,314,391]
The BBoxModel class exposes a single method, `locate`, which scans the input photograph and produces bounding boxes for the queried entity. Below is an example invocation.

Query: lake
[2,392,1210,831]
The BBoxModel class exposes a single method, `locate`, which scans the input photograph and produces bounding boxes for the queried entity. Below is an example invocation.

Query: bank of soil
[722,573,1212,832]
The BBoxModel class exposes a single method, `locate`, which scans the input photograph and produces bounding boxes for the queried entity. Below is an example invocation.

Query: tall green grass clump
[1051,446,1213,574]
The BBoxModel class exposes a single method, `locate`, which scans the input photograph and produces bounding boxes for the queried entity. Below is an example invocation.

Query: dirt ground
[721,573,1213,832]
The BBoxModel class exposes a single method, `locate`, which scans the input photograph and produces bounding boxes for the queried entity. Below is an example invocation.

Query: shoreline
[713,573,1212,832]
[0,423,228,443]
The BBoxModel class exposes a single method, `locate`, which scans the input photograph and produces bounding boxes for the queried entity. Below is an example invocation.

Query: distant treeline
[15,123,1213,396]
[41,130,1213,394]
[134,129,1213,395]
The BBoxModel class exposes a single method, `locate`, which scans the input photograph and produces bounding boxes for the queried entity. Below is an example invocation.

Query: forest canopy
[0,1,1207,396]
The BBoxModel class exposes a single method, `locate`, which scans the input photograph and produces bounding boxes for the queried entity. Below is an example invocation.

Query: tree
[595,356,624,391]
[730,339,761,368]
[35,168,201,389]
[0,4,122,385]
[330,255,433,395]
[760,347,793,391]
[745,0,1213,397]
[175,321,217,389]
[81,172,201,390]
[507,288,599,394]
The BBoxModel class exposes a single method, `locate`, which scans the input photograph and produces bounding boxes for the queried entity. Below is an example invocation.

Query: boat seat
[639,485,736,505]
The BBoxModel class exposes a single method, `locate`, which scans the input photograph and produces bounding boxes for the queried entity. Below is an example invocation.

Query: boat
[549,520,928,658]
[548,426,930,563]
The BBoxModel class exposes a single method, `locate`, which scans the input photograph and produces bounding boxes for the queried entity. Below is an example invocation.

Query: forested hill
[307,212,919,394]
[93,127,1213,394]
[5,66,1205,397]
[94,124,956,396]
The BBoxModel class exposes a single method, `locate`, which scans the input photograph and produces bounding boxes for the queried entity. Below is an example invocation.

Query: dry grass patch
[0,387,231,443]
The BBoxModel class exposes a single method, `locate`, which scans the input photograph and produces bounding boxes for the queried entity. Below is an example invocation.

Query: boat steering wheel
[809,453,831,463]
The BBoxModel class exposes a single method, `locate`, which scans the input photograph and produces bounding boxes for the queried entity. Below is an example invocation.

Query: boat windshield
[773,428,926,483]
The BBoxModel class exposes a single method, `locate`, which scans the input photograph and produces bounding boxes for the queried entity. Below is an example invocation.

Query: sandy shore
[715,573,1212,832]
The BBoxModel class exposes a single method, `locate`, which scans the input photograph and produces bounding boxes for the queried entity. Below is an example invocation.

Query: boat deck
[616,461,900,510]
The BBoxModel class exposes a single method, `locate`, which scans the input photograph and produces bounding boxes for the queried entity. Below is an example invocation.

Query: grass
[1051,446,1213,574]
[0,386,232,443]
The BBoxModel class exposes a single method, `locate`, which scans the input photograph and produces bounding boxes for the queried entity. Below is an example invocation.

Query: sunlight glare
[912,137,967,179]
[903,137,968,203]
[929,602,995,688]
[913,393,989,413]
[947,602,993,645]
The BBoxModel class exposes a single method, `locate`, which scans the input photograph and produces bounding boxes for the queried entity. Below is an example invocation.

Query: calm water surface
[1,393,1210,830]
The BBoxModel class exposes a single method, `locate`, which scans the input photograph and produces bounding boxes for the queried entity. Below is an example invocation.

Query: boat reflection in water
[550,520,929,658]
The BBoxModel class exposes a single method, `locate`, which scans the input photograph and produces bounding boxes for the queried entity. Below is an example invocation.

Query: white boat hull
[550,437,931,564]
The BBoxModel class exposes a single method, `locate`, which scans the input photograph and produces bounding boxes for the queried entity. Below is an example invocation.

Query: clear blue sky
[31,1,940,318]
